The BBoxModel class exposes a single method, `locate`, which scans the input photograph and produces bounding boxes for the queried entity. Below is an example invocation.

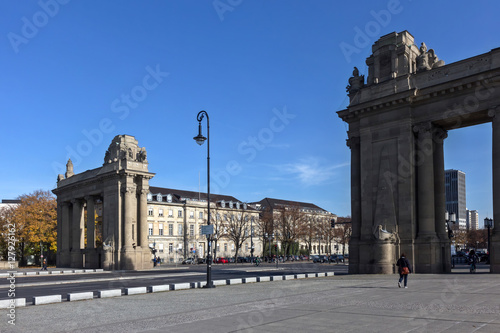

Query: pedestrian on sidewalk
[396,253,411,288]
[41,259,48,271]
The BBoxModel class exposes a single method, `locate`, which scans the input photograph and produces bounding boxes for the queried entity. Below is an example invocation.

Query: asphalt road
[0,262,348,301]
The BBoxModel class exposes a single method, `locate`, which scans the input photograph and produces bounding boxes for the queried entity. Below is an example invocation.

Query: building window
[178,210,183,218]
[167,194,172,203]
[148,223,153,236]
[157,193,162,202]
[236,202,240,209]
[159,244,164,253]
[221,200,225,208]
[159,224,164,235]
[190,225,194,236]
[199,212,203,219]
[190,211,194,218]
[168,243,173,253]
[168,224,173,236]
[158,209,164,217]
[224,243,228,252]
[168,209,173,217]
[178,224,183,235]
[148,207,153,216]
[147,193,152,201]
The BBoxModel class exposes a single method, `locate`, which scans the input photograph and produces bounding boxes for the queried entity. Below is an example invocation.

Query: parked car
[197,258,206,264]
[215,257,229,264]
[312,255,328,263]
[329,254,345,263]
[182,258,196,264]
[237,257,248,263]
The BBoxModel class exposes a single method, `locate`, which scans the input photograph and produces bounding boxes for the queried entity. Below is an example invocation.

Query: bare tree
[257,206,274,257]
[334,216,352,256]
[274,204,305,257]
[226,210,252,263]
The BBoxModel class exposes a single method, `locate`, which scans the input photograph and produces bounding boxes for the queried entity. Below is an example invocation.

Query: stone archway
[52,135,155,270]
[338,31,500,274]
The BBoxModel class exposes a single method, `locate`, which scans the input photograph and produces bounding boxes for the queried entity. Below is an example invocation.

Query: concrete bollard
[98,289,122,298]
[124,287,147,295]
[33,295,61,305]
[67,292,94,301]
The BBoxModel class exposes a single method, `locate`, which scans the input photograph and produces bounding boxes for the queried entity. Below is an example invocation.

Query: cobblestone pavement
[1,271,499,333]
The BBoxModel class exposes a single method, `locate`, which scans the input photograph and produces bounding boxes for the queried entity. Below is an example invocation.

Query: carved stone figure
[416,42,445,72]
[65,159,74,178]
[104,149,111,164]
[138,148,148,162]
[373,225,396,241]
[57,174,64,182]
[346,67,365,94]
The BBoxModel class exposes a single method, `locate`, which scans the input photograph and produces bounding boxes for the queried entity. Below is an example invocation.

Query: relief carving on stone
[373,225,397,241]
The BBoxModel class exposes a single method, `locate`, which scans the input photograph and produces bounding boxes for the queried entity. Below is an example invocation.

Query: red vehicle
[215,257,229,264]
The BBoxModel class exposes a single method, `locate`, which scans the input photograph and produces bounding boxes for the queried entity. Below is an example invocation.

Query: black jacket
[396,257,412,274]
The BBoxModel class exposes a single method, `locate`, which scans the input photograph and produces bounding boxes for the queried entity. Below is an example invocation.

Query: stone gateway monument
[53,135,155,270]
[338,31,500,274]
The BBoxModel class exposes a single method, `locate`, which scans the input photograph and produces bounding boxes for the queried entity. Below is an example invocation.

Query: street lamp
[250,215,254,264]
[484,217,493,264]
[445,211,456,239]
[194,110,214,288]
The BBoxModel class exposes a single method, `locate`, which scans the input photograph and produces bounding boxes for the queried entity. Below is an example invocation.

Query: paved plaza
[1,267,500,333]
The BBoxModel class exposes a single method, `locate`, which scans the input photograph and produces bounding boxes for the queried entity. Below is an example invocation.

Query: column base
[490,240,500,273]
[414,235,449,273]
[120,247,153,270]
[357,239,396,274]
[70,250,83,268]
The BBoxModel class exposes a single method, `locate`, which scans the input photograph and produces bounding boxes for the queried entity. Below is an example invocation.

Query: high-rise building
[467,209,479,230]
[445,169,467,229]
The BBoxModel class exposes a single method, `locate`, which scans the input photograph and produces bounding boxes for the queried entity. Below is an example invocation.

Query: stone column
[346,136,361,274]
[138,186,149,248]
[433,127,451,273]
[414,122,437,237]
[433,127,448,239]
[59,201,71,266]
[123,183,136,249]
[71,199,84,267]
[490,109,500,272]
[85,196,96,249]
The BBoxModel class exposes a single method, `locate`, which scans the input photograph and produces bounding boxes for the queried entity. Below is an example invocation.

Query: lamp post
[445,211,456,239]
[484,217,493,264]
[250,215,254,264]
[194,110,214,288]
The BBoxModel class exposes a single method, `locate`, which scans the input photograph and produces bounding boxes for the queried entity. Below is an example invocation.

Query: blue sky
[1,1,498,227]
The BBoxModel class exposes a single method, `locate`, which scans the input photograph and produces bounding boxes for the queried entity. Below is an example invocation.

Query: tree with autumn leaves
[0,190,57,265]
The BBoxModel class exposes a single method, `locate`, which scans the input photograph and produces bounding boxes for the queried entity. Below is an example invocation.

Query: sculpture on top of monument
[416,42,445,72]
[103,134,148,165]
[65,159,74,178]
[346,67,365,95]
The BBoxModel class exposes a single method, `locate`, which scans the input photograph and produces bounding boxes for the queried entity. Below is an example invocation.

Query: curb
[0,268,104,278]
[0,271,335,308]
